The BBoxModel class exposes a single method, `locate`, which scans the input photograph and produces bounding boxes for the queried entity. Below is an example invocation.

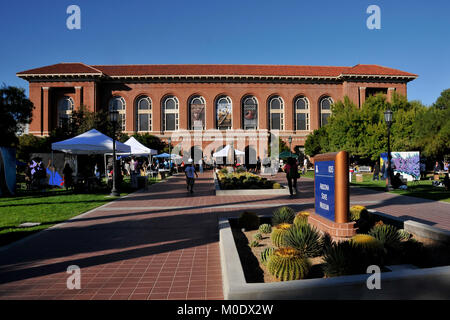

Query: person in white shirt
[303,158,308,175]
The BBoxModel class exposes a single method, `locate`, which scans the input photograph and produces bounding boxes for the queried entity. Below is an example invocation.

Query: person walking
[302,157,308,175]
[283,157,300,196]
[63,163,73,190]
[185,158,198,194]
[372,161,380,181]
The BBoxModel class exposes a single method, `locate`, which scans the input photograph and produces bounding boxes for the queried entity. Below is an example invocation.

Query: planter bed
[219,216,450,300]
[214,172,290,196]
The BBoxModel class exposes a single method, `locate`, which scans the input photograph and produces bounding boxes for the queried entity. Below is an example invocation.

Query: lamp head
[384,109,393,125]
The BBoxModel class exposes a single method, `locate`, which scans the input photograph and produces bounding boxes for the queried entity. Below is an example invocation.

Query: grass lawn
[350,173,450,203]
[0,176,161,247]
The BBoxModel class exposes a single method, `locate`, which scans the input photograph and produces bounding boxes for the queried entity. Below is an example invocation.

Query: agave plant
[254,233,263,241]
[258,223,272,234]
[260,247,275,265]
[284,223,322,258]
[322,241,367,277]
[267,247,310,281]
[272,206,296,225]
[369,224,402,249]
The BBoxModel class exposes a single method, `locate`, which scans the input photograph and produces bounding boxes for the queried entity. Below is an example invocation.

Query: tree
[304,127,329,157]
[433,88,450,110]
[0,85,34,147]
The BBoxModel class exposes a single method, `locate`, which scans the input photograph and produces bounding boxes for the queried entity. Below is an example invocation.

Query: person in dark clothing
[63,163,73,190]
[391,173,407,189]
[372,161,380,181]
[283,157,299,196]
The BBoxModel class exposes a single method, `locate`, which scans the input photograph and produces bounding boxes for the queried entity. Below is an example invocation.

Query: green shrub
[271,223,292,247]
[267,247,310,281]
[235,166,246,173]
[369,224,402,250]
[272,183,281,189]
[219,168,228,175]
[258,224,272,234]
[284,224,322,258]
[293,211,310,226]
[397,229,412,241]
[260,247,275,265]
[272,206,296,225]
[238,211,260,230]
[398,238,425,266]
[254,233,263,241]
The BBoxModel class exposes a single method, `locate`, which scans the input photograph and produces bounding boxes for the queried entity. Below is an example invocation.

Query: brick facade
[18,63,416,158]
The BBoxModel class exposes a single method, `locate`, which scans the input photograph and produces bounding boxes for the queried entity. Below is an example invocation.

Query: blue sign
[314,160,335,221]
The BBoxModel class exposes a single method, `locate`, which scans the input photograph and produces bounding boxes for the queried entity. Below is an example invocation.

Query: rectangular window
[271,113,281,130]
[321,113,330,127]
[296,113,306,130]
[165,114,176,131]
[139,114,149,131]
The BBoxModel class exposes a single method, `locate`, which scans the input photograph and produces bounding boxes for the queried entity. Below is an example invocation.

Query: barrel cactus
[349,205,368,221]
[293,211,310,226]
[271,223,292,247]
[260,247,275,265]
[238,211,260,230]
[254,233,263,241]
[272,183,281,189]
[267,247,310,281]
[258,223,272,234]
[350,234,383,252]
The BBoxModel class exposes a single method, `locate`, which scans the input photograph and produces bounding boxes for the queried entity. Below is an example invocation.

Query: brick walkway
[0,171,448,300]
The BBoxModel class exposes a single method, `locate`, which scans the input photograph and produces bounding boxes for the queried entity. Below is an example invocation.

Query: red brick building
[17,63,416,160]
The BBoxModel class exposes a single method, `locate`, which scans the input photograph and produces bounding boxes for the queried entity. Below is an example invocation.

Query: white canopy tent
[121,137,158,156]
[212,145,245,158]
[52,129,131,154]
[51,129,131,177]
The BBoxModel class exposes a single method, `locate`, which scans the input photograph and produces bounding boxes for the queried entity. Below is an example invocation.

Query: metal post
[110,119,119,196]
[386,124,393,191]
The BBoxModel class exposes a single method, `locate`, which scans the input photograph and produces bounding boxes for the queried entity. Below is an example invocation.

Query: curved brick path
[0,171,448,300]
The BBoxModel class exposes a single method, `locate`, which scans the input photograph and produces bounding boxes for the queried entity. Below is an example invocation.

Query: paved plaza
[0,172,448,300]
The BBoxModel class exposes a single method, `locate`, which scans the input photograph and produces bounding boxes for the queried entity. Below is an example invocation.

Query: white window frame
[109,96,126,131]
[162,96,179,131]
[295,96,310,131]
[136,96,152,132]
[242,96,258,130]
[216,96,232,130]
[189,95,206,130]
[269,96,284,131]
[57,96,74,127]
[320,96,333,127]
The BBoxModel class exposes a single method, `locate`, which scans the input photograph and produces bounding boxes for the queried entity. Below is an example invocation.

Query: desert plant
[284,223,322,258]
[350,234,384,252]
[238,211,260,230]
[369,224,402,250]
[272,206,296,225]
[397,229,412,241]
[293,211,310,226]
[267,247,310,281]
[321,232,334,253]
[271,223,292,247]
[254,233,263,241]
[349,205,368,221]
[322,241,367,277]
[272,183,281,189]
[250,240,260,247]
[258,223,272,234]
[260,247,275,265]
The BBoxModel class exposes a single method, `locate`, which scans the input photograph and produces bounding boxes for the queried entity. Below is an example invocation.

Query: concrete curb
[219,217,450,299]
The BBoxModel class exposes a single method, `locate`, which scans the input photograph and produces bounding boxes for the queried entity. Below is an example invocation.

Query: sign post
[313,151,349,224]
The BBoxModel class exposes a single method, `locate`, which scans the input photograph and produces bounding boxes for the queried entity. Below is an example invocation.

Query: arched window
[295,96,309,131]
[189,96,206,130]
[162,96,179,131]
[109,96,126,131]
[216,96,232,130]
[242,96,258,130]
[320,96,333,127]
[57,96,74,127]
[269,96,284,130]
[136,96,152,132]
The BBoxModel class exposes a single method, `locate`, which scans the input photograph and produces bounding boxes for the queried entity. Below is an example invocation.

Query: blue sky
[0,0,448,105]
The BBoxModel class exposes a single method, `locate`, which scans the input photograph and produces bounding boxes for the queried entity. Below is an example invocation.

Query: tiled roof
[17,63,417,78]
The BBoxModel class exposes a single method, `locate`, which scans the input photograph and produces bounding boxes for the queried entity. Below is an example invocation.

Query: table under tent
[212,145,245,166]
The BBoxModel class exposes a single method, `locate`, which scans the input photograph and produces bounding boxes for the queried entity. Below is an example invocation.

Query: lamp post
[384,108,393,191]
[288,136,293,157]
[109,110,120,197]
[168,137,172,173]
